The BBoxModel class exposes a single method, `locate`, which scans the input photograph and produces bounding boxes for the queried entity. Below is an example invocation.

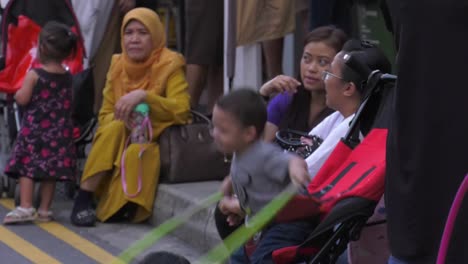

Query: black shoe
[106,202,138,223]
[71,208,96,227]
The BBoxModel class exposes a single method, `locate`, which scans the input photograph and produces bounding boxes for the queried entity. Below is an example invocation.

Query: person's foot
[3,207,36,225]
[106,202,138,223]
[71,207,96,227]
[70,189,96,227]
[37,210,54,223]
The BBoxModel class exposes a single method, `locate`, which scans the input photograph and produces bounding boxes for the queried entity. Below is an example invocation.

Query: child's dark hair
[38,21,78,63]
[139,251,190,264]
[216,88,267,137]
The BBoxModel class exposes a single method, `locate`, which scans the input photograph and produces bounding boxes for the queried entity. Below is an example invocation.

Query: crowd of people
[0,0,467,264]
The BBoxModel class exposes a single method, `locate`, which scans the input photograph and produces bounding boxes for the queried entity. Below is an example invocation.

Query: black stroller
[245,71,396,263]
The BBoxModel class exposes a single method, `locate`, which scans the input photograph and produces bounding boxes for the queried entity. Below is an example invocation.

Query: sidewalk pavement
[55,180,223,262]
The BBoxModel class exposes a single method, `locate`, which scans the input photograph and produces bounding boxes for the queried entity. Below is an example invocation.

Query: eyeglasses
[322,70,344,81]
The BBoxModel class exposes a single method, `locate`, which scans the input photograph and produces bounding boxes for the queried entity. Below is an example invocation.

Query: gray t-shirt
[231,141,291,217]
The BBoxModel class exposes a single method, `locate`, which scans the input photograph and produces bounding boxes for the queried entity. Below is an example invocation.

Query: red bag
[273,129,386,223]
[0,15,84,94]
[308,128,387,214]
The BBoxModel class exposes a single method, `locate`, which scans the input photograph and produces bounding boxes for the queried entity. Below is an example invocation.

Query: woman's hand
[114,89,146,123]
[300,136,313,146]
[259,75,301,97]
[119,0,136,14]
[124,112,137,128]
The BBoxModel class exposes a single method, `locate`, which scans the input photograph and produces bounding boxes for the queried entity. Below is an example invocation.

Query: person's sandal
[37,210,54,223]
[3,207,36,225]
[71,208,96,227]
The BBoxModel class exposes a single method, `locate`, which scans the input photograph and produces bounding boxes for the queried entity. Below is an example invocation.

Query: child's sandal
[3,207,36,225]
[37,210,54,222]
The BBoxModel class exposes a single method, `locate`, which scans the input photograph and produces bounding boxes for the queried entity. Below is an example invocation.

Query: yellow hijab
[109,8,184,99]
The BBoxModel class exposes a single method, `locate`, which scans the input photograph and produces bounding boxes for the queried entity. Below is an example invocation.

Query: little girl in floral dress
[3,21,78,224]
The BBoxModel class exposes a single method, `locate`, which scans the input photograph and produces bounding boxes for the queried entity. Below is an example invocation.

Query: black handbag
[158,110,231,183]
[275,129,323,159]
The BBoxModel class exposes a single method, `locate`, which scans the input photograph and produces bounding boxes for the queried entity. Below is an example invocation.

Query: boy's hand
[219,196,244,216]
[220,175,233,196]
[218,197,229,215]
[219,196,245,226]
[289,156,311,191]
[227,214,243,226]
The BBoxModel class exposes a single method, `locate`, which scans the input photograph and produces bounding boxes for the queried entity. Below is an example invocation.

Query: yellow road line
[0,199,123,264]
[37,222,123,264]
[0,226,61,264]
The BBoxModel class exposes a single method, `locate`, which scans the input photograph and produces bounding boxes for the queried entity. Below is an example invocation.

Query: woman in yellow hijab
[71,8,190,226]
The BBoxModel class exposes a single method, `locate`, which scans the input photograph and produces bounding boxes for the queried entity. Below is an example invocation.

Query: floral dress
[5,68,76,181]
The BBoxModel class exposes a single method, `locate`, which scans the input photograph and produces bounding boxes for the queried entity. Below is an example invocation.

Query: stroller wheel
[6,177,16,198]
[14,183,41,209]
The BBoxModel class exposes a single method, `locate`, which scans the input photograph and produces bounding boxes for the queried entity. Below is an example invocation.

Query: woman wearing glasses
[303,39,392,180]
[290,39,392,264]
[259,26,347,142]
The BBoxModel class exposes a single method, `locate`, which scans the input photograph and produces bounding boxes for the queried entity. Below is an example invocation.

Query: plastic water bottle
[130,103,150,144]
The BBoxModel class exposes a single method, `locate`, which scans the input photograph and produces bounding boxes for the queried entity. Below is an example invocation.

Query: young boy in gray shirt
[212,89,312,263]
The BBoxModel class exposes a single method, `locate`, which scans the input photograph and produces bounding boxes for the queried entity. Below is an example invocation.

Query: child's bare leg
[38,181,56,212]
[19,177,34,209]
[3,177,36,224]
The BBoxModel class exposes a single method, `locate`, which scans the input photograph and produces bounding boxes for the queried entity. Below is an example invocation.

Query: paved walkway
[0,193,202,264]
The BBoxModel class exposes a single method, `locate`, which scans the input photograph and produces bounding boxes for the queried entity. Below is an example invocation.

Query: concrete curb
[150,181,222,253]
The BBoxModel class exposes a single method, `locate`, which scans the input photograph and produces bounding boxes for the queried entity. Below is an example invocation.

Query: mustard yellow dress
[81,51,190,222]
